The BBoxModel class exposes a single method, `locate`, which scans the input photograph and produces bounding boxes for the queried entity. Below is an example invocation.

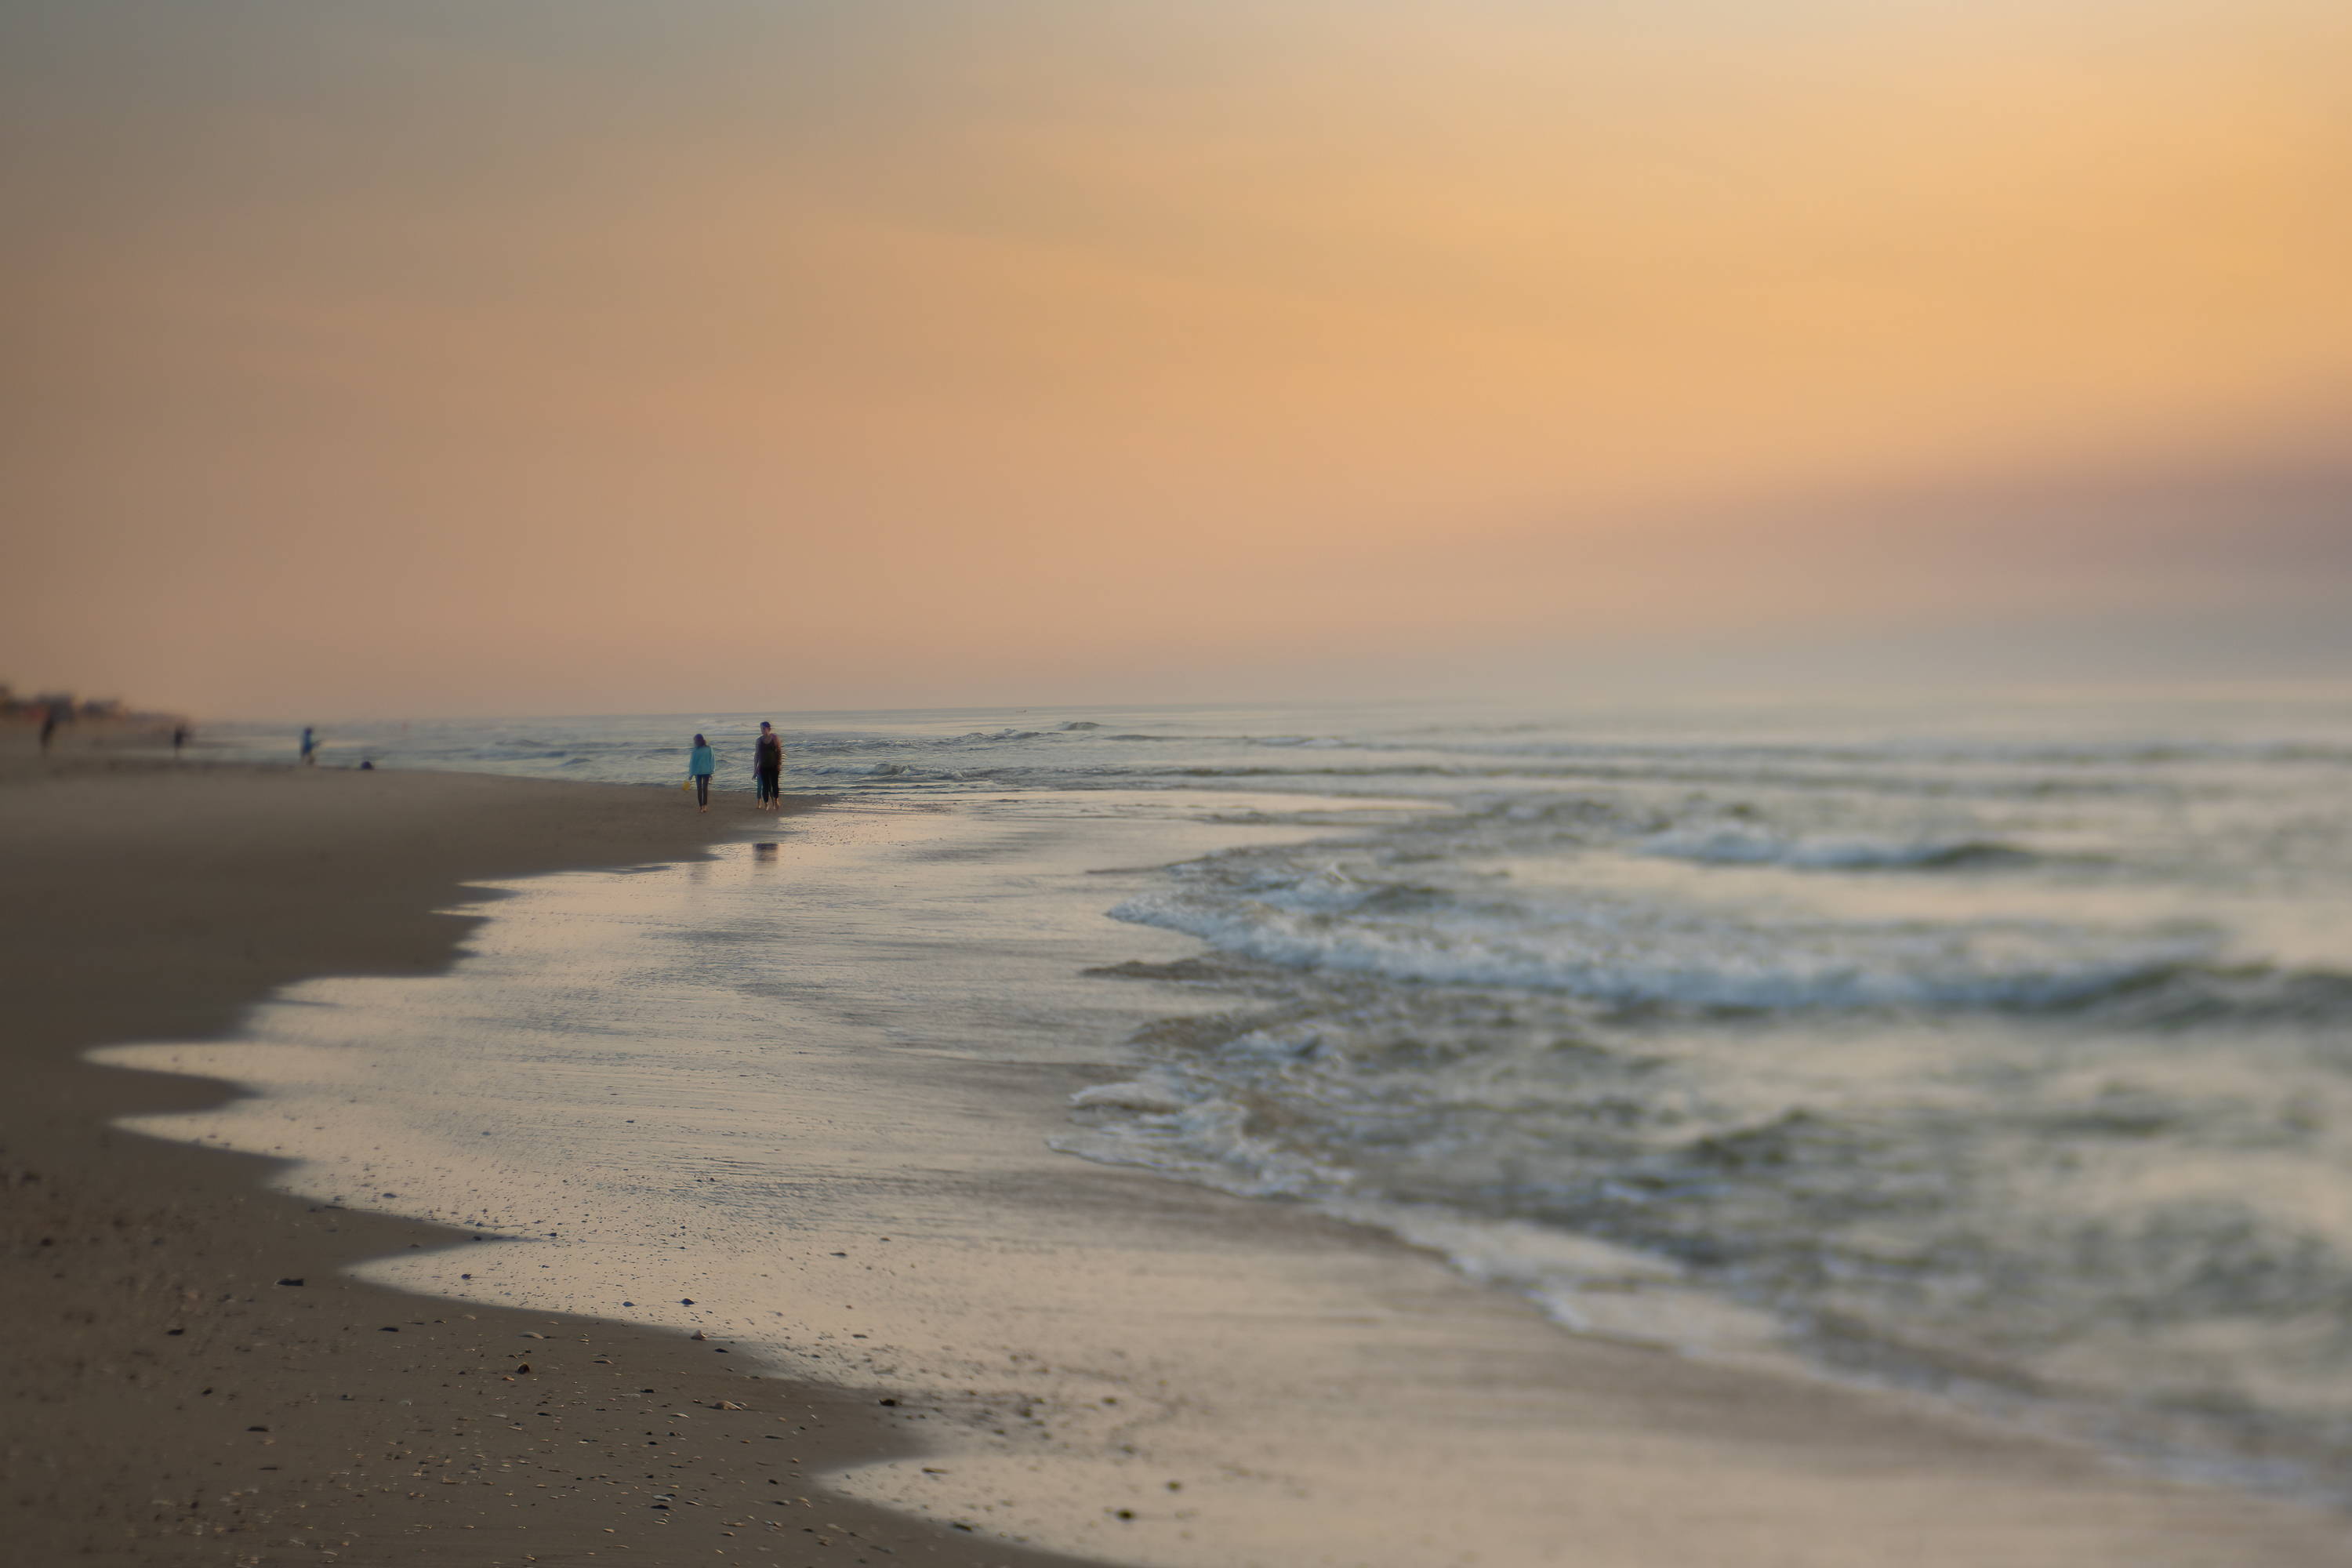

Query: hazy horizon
[7,0,2349,718]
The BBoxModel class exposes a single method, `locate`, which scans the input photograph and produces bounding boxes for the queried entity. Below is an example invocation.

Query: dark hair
[692,733,706,746]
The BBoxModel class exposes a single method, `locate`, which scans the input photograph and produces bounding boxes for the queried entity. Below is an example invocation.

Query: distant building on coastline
[0,687,81,720]
[1,681,181,727]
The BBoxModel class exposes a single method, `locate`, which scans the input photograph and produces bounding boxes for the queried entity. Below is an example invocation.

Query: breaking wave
[1636,827,2037,870]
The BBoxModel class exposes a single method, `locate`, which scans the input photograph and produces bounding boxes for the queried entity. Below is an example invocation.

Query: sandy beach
[0,751,1104,1567]
[9,745,2352,1567]
[11,0,2348,1552]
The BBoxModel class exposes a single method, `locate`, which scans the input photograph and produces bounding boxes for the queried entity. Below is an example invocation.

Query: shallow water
[172,691,2352,1504]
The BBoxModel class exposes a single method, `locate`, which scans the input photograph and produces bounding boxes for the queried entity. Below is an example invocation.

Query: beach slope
[0,757,1103,1567]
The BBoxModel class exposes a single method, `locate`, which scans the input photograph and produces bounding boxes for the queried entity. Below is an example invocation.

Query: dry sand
[0,750,1103,1566]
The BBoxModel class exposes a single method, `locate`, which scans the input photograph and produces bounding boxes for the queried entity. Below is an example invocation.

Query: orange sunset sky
[5,0,2349,717]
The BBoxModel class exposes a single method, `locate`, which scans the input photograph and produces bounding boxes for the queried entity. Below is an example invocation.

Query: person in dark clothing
[39,707,58,752]
[753,720,784,811]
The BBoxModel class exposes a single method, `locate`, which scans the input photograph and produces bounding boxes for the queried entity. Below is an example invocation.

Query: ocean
[148,690,2352,1534]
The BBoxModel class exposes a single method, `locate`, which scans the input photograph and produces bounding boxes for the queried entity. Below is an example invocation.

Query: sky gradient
[5,0,2349,717]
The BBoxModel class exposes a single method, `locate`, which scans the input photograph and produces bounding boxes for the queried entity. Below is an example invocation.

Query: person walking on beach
[299,726,317,766]
[688,733,716,812]
[753,720,784,811]
[172,723,189,759]
[38,706,58,752]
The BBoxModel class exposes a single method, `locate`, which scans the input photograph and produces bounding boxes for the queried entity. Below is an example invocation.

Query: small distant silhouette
[299,726,317,766]
[38,706,58,752]
[754,720,785,811]
[358,758,374,771]
[172,724,189,757]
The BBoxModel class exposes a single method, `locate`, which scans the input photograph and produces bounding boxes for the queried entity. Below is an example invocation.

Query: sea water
[177,691,2352,1508]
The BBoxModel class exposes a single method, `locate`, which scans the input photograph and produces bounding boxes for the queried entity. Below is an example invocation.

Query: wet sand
[0,752,1104,1566]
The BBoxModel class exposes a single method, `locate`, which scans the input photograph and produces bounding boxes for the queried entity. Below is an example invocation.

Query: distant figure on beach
[172,723,189,757]
[688,733,715,812]
[299,726,317,766]
[753,720,784,811]
[39,706,58,752]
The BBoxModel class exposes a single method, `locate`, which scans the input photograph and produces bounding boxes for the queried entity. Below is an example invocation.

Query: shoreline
[0,755,1108,1566]
[9,753,2352,1566]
